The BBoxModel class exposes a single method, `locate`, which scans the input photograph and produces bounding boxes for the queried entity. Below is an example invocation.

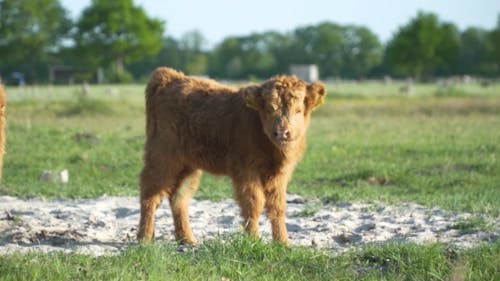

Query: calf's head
[243,75,326,150]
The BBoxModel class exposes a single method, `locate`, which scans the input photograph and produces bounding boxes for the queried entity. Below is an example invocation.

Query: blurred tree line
[0,0,499,84]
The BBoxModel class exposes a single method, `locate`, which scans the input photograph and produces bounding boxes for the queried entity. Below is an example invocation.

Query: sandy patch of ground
[1,195,498,255]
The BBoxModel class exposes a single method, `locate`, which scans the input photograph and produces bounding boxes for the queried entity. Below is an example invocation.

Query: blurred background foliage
[0,0,499,84]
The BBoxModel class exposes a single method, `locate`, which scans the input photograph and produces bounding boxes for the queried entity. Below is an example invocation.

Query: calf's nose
[273,129,291,141]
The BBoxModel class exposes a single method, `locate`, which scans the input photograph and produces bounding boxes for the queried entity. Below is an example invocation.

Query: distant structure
[49,65,105,84]
[49,65,74,84]
[290,64,319,82]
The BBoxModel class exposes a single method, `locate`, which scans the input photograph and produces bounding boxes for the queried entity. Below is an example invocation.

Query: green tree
[458,27,496,76]
[260,31,294,74]
[126,36,182,81]
[489,14,500,74]
[208,22,382,79]
[0,0,72,83]
[289,22,381,78]
[341,25,382,78]
[209,32,283,79]
[127,32,208,80]
[238,33,279,78]
[74,0,164,82]
[179,31,208,75]
[385,11,460,79]
[290,22,344,77]
[209,36,245,78]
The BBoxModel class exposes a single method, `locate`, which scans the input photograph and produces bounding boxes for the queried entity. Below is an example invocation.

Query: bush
[105,68,134,83]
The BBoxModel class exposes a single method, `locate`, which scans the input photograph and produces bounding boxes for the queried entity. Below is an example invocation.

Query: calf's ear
[242,85,262,110]
[306,81,326,111]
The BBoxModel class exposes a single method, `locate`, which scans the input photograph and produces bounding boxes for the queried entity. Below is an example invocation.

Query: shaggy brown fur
[0,81,5,180]
[137,67,326,244]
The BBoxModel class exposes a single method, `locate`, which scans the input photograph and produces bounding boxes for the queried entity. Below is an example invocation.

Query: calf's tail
[144,67,184,137]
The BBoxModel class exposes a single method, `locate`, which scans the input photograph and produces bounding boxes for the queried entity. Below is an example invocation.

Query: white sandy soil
[1,194,498,256]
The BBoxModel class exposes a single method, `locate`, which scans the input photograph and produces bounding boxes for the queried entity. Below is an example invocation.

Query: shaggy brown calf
[137,67,326,244]
[0,81,5,180]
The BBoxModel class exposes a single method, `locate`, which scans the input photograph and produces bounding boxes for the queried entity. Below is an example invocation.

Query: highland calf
[137,67,326,244]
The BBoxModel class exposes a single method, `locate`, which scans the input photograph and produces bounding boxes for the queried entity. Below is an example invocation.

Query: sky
[61,0,500,48]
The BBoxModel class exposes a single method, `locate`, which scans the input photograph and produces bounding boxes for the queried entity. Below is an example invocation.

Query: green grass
[4,83,498,215]
[327,80,500,98]
[1,82,499,280]
[291,95,500,217]
[1,235,499,281]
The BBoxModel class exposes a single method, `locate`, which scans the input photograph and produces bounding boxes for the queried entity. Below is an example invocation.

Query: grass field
[1,81,499,280]
[1,236,499,281]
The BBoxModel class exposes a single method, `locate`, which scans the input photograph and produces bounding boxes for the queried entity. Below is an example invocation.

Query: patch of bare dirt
[1,195,498,255]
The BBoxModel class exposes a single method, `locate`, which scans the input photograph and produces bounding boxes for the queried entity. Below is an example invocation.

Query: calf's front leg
[264,184,289,245]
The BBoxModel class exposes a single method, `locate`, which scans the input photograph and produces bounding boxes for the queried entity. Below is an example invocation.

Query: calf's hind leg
[137,149,183,241]
[169,169,201,244]
[137,165,166,241]
[233,178,265,238]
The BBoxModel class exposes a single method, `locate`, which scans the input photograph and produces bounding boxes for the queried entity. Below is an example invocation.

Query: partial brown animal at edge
[137,67,326,245]
[0,81,6,181]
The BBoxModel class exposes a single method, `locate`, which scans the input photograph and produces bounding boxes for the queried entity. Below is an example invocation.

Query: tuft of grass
[448,217,490,234]
[321,193,342,204]
[57,95,114,117]
[434,85,469,97]
[291,200,322,217]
